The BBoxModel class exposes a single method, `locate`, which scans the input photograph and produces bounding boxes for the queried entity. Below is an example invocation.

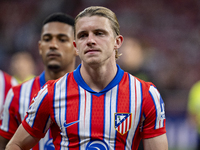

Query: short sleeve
[141,85,166,139]
[22,84,52,138]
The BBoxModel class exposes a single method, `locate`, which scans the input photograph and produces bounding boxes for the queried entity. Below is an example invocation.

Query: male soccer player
[0,12,76,150]
[6,6,168,150]
[0,70,18,123]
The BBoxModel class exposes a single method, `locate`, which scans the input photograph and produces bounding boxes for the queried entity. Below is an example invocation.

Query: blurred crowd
[0,0,200,149]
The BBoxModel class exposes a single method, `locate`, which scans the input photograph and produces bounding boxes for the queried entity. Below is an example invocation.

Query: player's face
[39,22,76,72]
[74,16,122,67]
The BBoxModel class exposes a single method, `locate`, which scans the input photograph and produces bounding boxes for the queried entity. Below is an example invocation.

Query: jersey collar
[39,71,46,88]
[73,64,124,96]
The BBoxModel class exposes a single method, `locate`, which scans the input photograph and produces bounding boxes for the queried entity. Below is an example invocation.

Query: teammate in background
[6,6,168,150]
[188,81,200,150]
[0,70,18,124]
[0,12,76,150]
[9,51,36,84]
[117,36,149,82]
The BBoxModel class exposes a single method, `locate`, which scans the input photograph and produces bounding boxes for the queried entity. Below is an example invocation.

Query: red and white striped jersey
[0,70,18,123]
[0,72,53,150]
[22,65,166,150]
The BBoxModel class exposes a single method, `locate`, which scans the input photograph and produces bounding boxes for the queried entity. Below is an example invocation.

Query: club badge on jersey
[114,113,132,135]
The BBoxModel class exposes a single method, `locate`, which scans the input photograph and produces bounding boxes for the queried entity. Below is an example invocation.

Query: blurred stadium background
[0,0,200,149]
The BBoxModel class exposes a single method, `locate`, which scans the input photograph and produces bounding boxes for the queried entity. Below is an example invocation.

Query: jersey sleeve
[22,84,52,139]
[141,84,166,139]
[0,88,20,139]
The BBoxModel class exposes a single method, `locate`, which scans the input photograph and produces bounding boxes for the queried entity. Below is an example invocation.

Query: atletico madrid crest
[114,113,132,135]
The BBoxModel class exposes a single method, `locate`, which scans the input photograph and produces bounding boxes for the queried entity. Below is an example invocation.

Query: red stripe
[121,120,124,134]
[3,72,13,103]
[115,73,130,150]
[91,95,104,140]
[66,73,80,149]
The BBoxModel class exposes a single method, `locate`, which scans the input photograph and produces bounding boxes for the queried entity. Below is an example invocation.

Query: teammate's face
[39,22,76,72]
[73,16,122,67]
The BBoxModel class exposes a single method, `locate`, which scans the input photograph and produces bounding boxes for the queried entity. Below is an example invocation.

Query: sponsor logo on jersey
[114,113,132,135]
[44,139,54,150]
[86,140,109,150]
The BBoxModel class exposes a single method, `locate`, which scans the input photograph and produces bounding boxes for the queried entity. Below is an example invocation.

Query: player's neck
[45,67,74,82]
[80,62,118,92]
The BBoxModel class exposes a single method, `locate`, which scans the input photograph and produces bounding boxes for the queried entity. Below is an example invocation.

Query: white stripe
[106,86,118,149]
[127,116,130,131]
[19,79,34,121]
[26,84,48,127]
[0,71,5,113]
[123,118,126,134]
[119,122,122,134]
[54,75,68,150]
[79,87,92,150]
[104,90,111,141]
[0,89,14,132]
[54,79,61,127]
[85,90,92,140]
[160,103,165,127]
[79,86,86,150]
[11,77,18,86]
[126,76,142,150]
[149,85,163,129]
[39,130,50,150]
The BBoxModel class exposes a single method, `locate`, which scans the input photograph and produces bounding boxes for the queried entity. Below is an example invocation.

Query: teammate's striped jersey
[0,70,18,123]
[0,72,53,150]
[22,65,166,150]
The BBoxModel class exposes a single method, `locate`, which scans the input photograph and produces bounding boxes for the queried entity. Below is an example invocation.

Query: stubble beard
[47,64,61,73]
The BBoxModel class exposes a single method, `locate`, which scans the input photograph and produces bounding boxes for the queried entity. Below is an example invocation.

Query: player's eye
[77,32,88,39]
[43,36,51,42]
[95,31,104,36]
[59,38,68,42]
[80,34,87,38]
[58,35,69,42]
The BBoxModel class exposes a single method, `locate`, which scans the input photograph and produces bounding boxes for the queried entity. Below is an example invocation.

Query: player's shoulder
[190,80,200,92]
[0,70,12,82]
[127,72,155,88]
[0,70,10,77]
[12,76,37,90]
[45,72,72,89]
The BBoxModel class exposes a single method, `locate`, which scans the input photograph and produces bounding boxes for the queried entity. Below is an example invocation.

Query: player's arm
[0,135,9,150]
[143,133,168,150]
[5,124,40,150]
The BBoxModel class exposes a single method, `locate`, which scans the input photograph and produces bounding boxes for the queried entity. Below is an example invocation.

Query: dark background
[0,0,199,149]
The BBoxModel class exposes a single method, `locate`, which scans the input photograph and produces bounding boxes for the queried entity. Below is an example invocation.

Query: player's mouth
[85,49,100,54]
[47,52,61,58]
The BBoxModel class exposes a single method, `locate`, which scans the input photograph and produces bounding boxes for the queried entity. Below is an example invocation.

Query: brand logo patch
[63,120,79,128]
[114,113,132,135]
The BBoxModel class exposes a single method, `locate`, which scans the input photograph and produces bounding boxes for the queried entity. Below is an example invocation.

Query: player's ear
[38,41,42,55]
[114,35,123,49]
[73,40,79,54]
